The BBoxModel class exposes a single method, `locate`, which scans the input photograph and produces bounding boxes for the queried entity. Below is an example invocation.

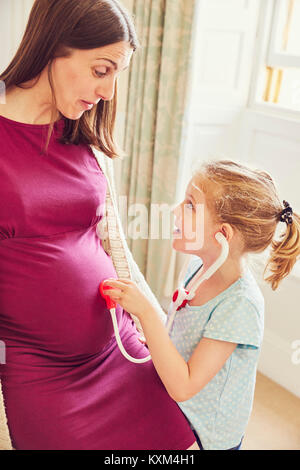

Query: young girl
[104,160,300,450]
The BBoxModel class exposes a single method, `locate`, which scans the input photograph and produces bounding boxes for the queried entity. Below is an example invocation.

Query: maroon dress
[0,115,195,450]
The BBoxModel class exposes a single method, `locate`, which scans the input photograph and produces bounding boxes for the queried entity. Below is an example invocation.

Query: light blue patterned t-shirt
[168,255,264,450]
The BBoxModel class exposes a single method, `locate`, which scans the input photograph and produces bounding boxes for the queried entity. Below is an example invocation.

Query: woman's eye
[94,67,108,78]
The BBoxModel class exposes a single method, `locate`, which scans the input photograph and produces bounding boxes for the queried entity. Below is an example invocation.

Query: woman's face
[51,41,133,120]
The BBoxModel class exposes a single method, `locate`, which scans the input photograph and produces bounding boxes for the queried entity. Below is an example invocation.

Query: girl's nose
[172,203,183,226]
[172,203,182,216]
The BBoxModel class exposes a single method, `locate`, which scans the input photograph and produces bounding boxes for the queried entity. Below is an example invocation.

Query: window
[256,0,300,113]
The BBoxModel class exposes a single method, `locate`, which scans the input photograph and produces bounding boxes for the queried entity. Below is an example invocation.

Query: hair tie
[279,200,293,225]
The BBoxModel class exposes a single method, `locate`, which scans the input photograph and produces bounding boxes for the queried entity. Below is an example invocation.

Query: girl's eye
[185,201,194,210]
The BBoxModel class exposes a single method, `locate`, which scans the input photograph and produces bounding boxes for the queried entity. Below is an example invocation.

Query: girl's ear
[220,223,234,242]
[221,227,228,238]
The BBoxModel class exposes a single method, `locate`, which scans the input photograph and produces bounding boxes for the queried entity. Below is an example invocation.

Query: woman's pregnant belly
[0,225,197,451]
[0,225,126,359]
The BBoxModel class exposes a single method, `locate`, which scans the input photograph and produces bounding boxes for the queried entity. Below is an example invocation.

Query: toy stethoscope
[99,232,229,364]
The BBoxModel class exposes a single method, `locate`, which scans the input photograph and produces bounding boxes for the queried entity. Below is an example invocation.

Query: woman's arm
[0,380,13,450]
[92,148,167,330]
[104,279,237,402]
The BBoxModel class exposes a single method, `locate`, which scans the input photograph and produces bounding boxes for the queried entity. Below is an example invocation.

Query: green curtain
[119,0,196,301]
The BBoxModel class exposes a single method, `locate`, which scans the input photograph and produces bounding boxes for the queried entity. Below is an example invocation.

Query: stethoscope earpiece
[215,231,227,243]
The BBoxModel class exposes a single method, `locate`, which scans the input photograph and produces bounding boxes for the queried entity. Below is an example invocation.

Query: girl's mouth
[173,225,181,237]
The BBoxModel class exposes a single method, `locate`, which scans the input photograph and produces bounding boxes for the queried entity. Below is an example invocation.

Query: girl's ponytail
[264,205,300,290]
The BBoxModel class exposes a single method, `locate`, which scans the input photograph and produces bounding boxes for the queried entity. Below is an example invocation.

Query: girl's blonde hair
[193,159,300,290]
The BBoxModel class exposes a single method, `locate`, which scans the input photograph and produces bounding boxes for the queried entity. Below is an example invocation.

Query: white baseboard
[258,329,300,399]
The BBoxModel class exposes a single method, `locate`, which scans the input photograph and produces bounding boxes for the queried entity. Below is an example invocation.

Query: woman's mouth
[80,100,94,110]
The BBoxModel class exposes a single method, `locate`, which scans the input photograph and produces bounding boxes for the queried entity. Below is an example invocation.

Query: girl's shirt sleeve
[203,296,263,349]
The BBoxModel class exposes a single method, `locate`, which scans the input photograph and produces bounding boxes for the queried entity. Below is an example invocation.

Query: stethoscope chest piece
[99,280,152,364]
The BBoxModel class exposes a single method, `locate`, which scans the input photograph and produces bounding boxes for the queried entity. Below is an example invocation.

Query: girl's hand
[103,278,156,320]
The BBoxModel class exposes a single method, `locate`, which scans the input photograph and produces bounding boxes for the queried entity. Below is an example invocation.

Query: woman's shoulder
[0,86,42,125]
[0,90,20,121]
[0,106,13,125]
[0,104,27,128]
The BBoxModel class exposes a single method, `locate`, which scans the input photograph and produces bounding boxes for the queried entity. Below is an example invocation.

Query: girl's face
[172,178,221,258]
[51,41,133,120]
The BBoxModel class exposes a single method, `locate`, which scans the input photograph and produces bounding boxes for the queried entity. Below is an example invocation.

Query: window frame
[267,0,300,67]
[248,0,300,119]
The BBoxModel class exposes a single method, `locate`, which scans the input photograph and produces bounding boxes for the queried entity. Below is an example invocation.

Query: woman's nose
[96,76,116,102]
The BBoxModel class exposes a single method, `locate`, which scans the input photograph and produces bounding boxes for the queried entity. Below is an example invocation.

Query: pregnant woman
[0,0,198,450]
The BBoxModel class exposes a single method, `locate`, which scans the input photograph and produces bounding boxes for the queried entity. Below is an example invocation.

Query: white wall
[238,110,300,398]
[0,0,33,73]
[182,0,300,398]
[179,0,261,190]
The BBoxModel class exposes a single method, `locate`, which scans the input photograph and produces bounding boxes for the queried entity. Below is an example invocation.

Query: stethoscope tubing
[109,307,151,363]
[101,232,229,364]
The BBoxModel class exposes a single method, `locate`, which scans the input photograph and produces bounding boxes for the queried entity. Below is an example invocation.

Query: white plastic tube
[107,232,229,363]
[109,307,152,363]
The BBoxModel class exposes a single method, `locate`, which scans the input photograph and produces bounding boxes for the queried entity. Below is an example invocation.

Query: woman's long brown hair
[0,0,139,158]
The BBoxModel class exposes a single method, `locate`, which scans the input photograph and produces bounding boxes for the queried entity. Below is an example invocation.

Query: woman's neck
[1,69,60,125]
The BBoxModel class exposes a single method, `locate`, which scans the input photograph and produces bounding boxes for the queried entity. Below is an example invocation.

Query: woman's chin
[59,103,85,121]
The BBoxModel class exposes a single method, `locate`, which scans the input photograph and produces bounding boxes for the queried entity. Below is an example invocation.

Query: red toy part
[172,288,189,311]
[99,281,117,309]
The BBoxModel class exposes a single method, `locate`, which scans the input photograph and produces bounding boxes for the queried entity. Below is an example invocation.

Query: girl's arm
[104,279,237,402]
